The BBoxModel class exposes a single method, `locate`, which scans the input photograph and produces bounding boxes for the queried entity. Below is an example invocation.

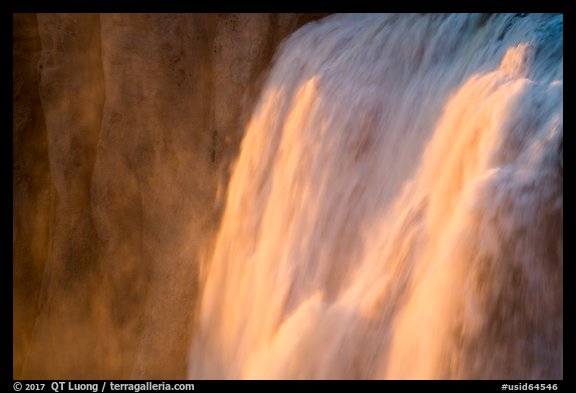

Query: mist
[13,13,562,380]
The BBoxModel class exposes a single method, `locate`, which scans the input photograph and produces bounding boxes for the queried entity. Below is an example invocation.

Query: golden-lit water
[188,13,563,379]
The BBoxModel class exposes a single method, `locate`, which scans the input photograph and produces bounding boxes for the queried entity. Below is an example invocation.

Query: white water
[188,13,563,379]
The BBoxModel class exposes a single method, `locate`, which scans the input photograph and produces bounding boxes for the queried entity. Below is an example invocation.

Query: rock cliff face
[13,13,327,379]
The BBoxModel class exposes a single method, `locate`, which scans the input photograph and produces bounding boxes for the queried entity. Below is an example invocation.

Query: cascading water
[188,13,563,379]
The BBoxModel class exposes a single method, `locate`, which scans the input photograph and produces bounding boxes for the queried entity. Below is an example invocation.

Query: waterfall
[188,13,563,379]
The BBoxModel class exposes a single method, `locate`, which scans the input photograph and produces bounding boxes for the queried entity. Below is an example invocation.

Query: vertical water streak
[188,13,563,379]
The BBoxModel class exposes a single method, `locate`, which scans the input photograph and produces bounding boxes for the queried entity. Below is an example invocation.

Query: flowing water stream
[188,13,563,379]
